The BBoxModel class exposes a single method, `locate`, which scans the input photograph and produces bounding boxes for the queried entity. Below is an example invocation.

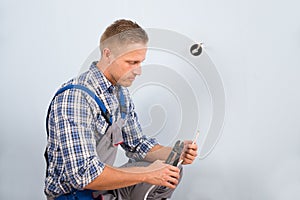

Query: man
[44,19,198,200]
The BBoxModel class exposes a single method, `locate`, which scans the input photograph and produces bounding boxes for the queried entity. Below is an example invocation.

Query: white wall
[1,0,299,199]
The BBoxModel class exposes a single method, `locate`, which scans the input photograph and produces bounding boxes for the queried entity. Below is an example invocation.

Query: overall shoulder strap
[46,84,112,136]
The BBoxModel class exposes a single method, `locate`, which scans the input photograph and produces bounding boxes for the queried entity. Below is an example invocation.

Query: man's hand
[144,160,180,189]
[180,140,198,165]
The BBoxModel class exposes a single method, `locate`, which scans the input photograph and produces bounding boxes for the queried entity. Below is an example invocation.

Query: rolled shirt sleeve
[120,88,159,160]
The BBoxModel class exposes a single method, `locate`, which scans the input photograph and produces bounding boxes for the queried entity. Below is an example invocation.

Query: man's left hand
[180,140,198,165]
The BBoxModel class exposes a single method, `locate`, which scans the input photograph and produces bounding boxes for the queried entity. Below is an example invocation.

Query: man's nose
[132,65,142,75]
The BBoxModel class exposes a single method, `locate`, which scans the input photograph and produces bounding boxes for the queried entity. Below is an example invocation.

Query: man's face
[106,44,147,87]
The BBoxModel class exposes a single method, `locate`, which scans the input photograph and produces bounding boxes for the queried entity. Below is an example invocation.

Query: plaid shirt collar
[90,61,116,94]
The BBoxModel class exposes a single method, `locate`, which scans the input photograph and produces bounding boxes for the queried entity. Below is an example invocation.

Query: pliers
[165,140,184,166]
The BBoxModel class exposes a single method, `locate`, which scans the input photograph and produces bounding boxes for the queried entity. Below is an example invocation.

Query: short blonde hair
[100,19,148,53]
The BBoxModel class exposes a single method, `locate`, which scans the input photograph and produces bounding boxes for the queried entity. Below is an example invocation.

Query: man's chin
[118,80,133,87]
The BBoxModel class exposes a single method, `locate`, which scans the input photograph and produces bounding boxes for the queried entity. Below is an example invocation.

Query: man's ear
[102,48,111,58]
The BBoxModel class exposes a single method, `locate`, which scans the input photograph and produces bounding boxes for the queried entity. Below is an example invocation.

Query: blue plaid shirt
[44,62,158,197]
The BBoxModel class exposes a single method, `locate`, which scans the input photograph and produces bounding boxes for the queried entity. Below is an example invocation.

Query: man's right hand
[144,160,181,189]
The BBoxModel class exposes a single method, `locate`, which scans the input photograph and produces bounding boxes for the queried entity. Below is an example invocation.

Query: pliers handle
[165,140,184,166]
